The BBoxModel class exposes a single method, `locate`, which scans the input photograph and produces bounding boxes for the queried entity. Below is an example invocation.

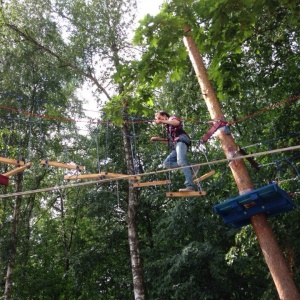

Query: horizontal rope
[0,144,300,199]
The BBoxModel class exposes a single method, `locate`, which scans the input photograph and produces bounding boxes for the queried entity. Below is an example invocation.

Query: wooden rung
[40,160,84,171]
[166,190,206,197]
[0,156,24,166]
[64,172,140,181]
[99,172,141,181]
[3,162,32,177]
[193,170,215,183]
[133,180,171,188]
[64,173,104,180]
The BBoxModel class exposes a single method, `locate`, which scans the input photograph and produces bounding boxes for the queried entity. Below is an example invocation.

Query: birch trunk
[121,118,146,300]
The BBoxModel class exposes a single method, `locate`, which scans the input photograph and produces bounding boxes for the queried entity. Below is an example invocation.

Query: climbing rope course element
[1,91,300,201]
[1,144,299,199]
[1,92,299,127]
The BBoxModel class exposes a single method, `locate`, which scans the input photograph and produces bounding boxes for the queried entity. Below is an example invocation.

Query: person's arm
[150,136,168,144]
[154,118,180,126]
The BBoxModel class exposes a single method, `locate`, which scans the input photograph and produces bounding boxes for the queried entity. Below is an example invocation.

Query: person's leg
[163,150,178,169]
[176,142,194,189]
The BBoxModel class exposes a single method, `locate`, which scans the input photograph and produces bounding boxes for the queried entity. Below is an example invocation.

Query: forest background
[0,0,299,299]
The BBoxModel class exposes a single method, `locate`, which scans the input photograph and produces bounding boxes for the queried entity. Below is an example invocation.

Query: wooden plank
[64,172,140,181]
[133,180,171,188]
[193,170,215,183]
[0,156,24,166]
[166,190,206,197]
[40,160,84,171]
[3,162,32,177]
[64,173,104,180]
[99,172,141,181]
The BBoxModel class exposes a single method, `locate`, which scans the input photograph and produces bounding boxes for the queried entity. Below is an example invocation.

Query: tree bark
[121,112,146,300]
[112,36,146,297]
[183,24,300,300]
[4,172,23,300]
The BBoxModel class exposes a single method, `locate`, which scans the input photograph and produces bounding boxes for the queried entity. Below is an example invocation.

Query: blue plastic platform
[213,183,296,228]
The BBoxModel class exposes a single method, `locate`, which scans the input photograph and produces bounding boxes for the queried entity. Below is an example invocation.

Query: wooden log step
[166,190,206,197]
[0,156,24,166]
[64,172,141,181]
[133,180,171,188]
[193,170,215,183]
[64,173,104,180]
[99,172,141,181]
[40,160,84,171]
[3,162,32,177]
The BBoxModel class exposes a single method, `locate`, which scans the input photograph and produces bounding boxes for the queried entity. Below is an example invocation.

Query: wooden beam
[3,162,32,177]
[133,180,171,188]
[193,170,215,183]
[99,172,141,181]
[166,190,206,197]
[64,173,104,180]
[64,172,140,181]
[0,156,24,166]
[40,160,84,171]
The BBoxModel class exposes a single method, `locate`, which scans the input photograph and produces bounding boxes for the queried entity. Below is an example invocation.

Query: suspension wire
[27,121,33,162]
[130,117,139,174]
[239,132,300,151]
[17,97,22,160]
[4,117,13,158]
[129,137,137,174]
[36,100,46,160]
[104,121,109,172]
[154,141,171,192]
[116,180,120,209]
[1,144,300,199]
[94,125,100,173]
[60,125,69,163]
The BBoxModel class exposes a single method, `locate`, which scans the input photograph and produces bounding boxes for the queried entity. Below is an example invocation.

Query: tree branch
[6,23,112,101]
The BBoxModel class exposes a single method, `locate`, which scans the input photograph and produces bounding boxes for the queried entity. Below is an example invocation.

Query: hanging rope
[17,97,22,161]
[36,100,46,160]
[1,144,300,198]
[154,141,171,192]
[27,121,33,162]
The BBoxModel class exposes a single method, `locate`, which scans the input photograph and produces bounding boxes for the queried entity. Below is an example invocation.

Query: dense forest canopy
[0,0,299,299]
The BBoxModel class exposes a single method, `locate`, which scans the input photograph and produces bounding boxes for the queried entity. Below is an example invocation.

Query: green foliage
[0,0,300,299]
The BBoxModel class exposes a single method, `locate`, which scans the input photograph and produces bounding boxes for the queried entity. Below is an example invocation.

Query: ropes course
[0,144,299,199]
[0,91,299,126]
[0,91,300,202]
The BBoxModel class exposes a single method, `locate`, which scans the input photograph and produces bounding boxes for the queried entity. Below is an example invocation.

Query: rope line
[1,144,300,199]
[228,95,300,125]
[1,94,299,126]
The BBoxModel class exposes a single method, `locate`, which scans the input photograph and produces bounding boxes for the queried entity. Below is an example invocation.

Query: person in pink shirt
[151,111,196,191]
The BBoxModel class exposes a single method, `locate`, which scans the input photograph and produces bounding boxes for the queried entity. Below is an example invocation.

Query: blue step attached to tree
[213,183,296,228]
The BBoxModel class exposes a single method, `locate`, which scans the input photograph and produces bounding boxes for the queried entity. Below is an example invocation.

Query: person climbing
[150,111,198,191]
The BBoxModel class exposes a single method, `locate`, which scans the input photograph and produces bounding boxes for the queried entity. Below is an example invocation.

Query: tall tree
[1,0,147,298]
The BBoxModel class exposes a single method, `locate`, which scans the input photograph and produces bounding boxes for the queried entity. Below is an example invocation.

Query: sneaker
[179,186,195,192]
[191,165,200,178]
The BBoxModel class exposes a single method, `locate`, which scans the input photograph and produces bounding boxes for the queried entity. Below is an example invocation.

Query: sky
[79,0,165,122]
[136,0,164,19]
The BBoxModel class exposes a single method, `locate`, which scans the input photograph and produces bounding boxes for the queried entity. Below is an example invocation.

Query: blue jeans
[163,137,193,188]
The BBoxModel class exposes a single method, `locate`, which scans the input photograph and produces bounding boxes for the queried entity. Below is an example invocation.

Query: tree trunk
[183,24,300,300]
[4,172,23,300]
[121,114,146,300]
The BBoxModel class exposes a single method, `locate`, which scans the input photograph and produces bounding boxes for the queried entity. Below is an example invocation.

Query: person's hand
[150,137,160,142]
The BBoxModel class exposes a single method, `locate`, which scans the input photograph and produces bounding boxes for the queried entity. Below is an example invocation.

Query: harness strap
[201,120,228,143]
